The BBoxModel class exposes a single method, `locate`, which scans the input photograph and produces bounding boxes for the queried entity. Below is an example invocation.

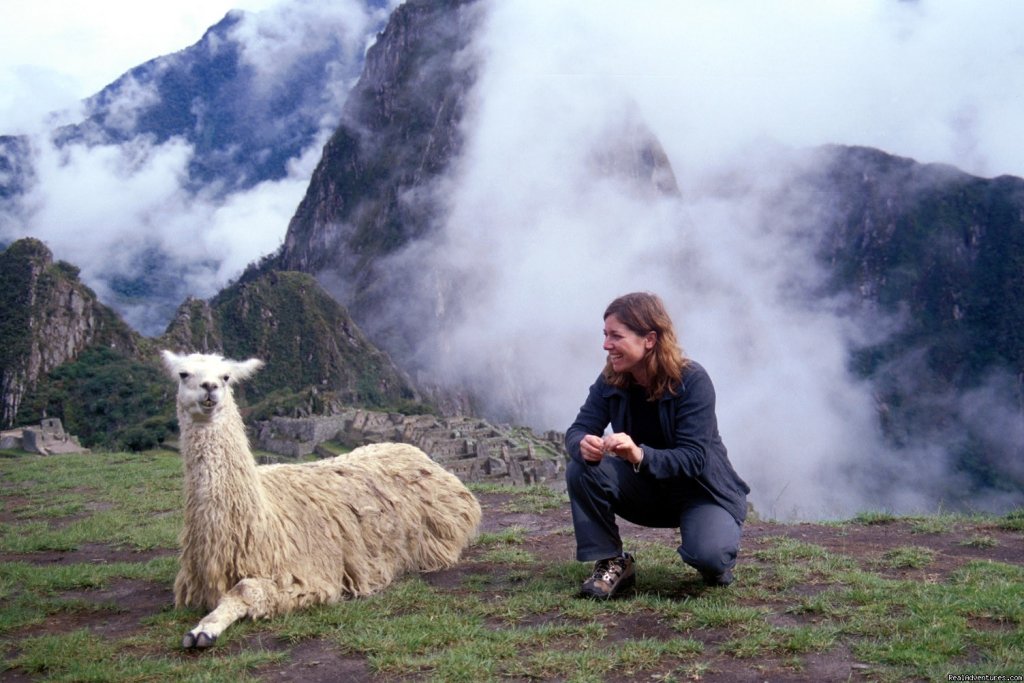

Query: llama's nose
[200,382,217,393]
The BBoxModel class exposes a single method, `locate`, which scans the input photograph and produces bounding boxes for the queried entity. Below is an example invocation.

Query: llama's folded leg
[182,577,279,648]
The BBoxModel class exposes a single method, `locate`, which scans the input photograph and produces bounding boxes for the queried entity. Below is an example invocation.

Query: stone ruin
[251,409,567,488]
[0,418,89,455]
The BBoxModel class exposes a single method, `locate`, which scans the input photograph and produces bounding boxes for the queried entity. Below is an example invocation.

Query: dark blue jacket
[565,361,750,524]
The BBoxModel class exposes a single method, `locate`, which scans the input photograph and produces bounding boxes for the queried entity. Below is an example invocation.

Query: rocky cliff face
[274,0,483,277]
[0,238,139,427]
[161,296,223,354]
[808,145,1024,381]
[267,0,678,363]
[769,145,1024,491]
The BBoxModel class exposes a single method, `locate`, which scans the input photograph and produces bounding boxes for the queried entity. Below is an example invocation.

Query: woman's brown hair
[603,292,689,400]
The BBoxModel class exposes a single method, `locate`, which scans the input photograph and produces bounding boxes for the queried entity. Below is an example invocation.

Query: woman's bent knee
[678,537,738,575]
[677,503,742,575]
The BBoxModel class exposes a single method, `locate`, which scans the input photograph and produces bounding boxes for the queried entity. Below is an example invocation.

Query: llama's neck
[178,401,267,524]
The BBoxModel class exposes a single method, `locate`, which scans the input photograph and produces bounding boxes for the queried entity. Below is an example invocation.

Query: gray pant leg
[566,456,680,561]
[566,456,742,574]
[677,501,741,578]
[566,457,629,561]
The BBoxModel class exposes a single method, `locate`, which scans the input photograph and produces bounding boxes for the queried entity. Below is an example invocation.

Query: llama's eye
[221,375,230,383]
[179,372,190,380]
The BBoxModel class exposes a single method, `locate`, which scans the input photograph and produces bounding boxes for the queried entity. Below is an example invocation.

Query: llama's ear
[229,358,264,383]
[161,350,183,378]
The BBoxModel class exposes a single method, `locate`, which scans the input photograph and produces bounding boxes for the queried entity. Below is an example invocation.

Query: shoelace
[595,558,626,583]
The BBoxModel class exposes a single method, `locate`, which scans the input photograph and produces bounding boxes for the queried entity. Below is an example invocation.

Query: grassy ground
[0,449,1022,682]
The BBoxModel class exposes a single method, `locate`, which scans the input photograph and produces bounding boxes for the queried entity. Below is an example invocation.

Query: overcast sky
[4,0,1024,179]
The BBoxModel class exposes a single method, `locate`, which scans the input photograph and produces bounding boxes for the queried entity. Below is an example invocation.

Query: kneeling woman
[565,292,750,598]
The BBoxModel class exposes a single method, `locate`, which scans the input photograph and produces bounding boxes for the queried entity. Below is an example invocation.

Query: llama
[161,350,481,648]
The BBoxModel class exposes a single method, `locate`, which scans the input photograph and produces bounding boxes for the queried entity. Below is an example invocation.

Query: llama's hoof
[182,631,217,649]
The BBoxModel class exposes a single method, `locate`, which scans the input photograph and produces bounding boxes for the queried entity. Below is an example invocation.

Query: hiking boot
[580,553,635,599]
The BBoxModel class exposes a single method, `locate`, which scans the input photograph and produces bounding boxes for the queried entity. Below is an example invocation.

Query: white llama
[161,350,481,648]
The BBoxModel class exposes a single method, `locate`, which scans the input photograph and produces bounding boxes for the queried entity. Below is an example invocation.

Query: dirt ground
[2,490,1022,682]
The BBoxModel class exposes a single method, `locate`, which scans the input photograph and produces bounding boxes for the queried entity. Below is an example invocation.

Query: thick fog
[381,0,1024,519]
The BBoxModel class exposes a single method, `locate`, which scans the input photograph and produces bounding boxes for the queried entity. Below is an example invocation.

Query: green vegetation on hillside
[0,239,46,381]
[8,264,435,449]
[16,347,175,451]
[210,271,424,410]
[1,238,141,431]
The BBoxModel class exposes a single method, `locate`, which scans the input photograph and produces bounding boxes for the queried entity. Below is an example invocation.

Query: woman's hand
[603,433,643,466]
[579,434,605,463]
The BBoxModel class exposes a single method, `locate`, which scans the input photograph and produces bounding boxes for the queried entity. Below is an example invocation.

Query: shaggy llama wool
[161,350,482,649]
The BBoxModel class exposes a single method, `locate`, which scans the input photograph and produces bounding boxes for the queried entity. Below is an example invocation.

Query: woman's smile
[603,314,653,382]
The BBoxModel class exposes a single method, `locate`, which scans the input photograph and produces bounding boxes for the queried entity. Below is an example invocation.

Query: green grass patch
[0,450,182,553]
[313,440,352,456]
[9,628,286,682]
[878,546,936,569]
[909,516,959,534]
[475,525,528,546]
[0,450,1021,681]
[852,510,899,525]
[960,534,1000,548]
[468,482,568,513]
[998,508,1024,532]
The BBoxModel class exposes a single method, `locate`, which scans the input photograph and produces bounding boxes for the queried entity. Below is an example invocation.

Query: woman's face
[603,313,654,381]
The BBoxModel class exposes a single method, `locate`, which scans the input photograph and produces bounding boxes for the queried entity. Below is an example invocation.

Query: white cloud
[230,0,380,84]
[97,76,164,135]
[200,134,328,285]
[1,0,382,334]
[10,130,322,333]
[17,135,192,290]
[627,0,1024,181]
[373,0,1024,519]
[0,0,284,132]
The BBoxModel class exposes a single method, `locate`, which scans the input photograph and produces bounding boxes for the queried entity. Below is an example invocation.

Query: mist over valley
[2,0,1023,520]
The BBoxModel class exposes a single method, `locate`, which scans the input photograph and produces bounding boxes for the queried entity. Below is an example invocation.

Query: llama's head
[161,351,264,421]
